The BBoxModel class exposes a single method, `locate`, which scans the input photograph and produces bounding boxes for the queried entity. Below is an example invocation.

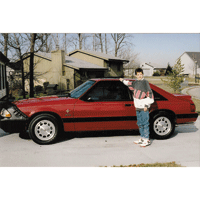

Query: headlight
[0,108,12,118]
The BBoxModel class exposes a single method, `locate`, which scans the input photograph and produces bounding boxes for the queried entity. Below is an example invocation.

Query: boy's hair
[135,67,143,75]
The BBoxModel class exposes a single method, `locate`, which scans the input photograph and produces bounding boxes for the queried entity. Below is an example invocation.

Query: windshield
[70,80,96,98]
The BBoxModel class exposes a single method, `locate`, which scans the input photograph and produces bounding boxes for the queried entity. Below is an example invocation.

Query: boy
[120,68,154,147]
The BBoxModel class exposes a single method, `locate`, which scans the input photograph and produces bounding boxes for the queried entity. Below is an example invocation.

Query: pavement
[182,85,200,100]
[0,116,199,167]
[0,85,199,167]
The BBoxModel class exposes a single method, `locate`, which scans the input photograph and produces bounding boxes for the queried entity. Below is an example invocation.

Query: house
[0,51,9,99]
[140,62,166,76]
[68,49,129,83]
[12,49,129,92]
[178,52,200,77]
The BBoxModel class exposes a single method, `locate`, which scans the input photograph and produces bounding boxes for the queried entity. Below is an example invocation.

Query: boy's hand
[144,107,148,112]
[119,78,123,82]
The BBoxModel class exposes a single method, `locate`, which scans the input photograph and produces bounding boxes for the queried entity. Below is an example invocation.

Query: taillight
[190,103,196,112]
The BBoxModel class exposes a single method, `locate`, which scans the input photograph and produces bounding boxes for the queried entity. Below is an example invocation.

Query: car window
[70,80,95,98]
[81,81,132,101]
[152,90,167,101]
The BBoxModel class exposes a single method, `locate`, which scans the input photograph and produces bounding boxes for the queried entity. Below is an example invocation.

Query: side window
[81,81,132,101]
[152,90,167,101]
[103,81,132,101]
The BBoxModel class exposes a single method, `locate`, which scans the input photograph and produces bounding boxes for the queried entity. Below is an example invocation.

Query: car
[0,78,198,144]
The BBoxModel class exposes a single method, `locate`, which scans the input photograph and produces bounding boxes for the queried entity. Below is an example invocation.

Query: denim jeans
[136,110,150,139]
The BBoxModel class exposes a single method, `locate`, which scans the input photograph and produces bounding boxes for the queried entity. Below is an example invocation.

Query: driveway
[182,85,200,100]
[0,116,199,167]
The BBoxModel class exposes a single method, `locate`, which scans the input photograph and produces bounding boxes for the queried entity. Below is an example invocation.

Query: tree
[26,33,48,97]
[29,34,37,97]
[78,33,82,50]
[165,63,173,75]
[122,47,140,78]
[104,33,108,54]
[11,34,26,98]
[162,58,184,93]
[3,33,8,57]
[95,34,103,52]
[111,34,133,57]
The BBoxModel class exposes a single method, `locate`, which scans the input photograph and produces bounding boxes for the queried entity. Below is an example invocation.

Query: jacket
[122,79,154,110]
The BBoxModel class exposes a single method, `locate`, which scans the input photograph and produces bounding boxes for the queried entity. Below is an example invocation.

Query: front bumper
[0,100,28,133]
[0,118,27,133]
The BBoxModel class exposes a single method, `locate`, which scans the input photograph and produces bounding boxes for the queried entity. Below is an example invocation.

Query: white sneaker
[140,139,151,147]
[134,138,144,144]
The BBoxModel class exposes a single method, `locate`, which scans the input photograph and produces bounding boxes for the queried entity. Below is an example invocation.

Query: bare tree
[26,33,48,97]
[29,34,37,97]
[95,34,103,52]
[122,47,140,78]
[12,34,26,98]
[78,33,82,50]
[111,33,134,57]
[105,33,108,54]
[3,33,8,57]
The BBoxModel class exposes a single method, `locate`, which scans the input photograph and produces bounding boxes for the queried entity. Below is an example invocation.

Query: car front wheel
[28,114,59,145]
[150,112,175,139]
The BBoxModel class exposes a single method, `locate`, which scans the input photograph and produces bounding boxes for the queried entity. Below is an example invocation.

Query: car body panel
[73,99,137,131]
[0,79,198,136]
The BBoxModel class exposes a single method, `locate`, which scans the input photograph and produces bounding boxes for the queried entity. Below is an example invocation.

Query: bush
[34,85,43,94]
[153,71,160,76]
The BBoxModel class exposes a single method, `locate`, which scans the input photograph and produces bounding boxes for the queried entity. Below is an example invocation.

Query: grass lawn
[108,161,182,167]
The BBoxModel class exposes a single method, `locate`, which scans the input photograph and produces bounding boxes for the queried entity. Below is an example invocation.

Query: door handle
[125,104,132,107]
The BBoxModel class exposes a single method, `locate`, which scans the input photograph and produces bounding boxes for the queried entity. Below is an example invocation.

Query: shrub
[153,71,160,76]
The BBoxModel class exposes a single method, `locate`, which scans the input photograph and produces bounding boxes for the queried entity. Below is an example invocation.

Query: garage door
[143,68,151,76]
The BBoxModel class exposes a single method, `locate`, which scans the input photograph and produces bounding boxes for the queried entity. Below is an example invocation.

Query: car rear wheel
[28,114,59,144]
[150,112,175,139]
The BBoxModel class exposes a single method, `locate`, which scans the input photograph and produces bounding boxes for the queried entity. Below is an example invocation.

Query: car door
[73,80,137,131]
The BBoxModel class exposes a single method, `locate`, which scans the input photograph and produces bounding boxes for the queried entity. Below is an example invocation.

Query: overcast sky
[131,33,200,67]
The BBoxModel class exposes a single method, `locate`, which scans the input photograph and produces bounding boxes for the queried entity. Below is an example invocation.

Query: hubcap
[34,120,56,141]
[153,117,171,136]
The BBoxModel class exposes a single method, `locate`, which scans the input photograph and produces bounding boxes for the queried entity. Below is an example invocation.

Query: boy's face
[136,72,143,80]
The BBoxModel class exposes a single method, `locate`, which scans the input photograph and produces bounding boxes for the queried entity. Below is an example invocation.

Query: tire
[28,114,59,145]
[150,112,175,139]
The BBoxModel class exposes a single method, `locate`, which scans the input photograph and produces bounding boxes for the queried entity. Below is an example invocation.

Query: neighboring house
[11,49,129,92]
[140,62,166,76]
[178,52,200,77]
[0,51,9,99]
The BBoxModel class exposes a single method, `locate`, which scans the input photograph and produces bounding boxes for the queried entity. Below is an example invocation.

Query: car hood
[13,95,77,106]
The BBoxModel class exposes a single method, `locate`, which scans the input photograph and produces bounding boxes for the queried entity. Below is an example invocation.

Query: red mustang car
[0,79,198,144]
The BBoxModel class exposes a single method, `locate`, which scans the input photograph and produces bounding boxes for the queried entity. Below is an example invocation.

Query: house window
[117,65,121,71]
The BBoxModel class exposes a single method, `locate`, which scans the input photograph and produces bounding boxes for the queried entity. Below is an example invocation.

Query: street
[182,85,200,100]
[0,116,199,167]
[187,86,200,100]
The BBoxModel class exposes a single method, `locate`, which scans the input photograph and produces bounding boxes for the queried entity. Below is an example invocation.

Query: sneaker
[134,138,144,144]
[140,140,151,147]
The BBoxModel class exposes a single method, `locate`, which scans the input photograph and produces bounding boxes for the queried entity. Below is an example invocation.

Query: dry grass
[103,161,183,167]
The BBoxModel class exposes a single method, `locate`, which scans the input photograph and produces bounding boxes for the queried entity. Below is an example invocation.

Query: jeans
[136,110,150,139]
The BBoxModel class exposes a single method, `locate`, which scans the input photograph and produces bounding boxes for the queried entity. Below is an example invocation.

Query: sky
[131,33,200,67]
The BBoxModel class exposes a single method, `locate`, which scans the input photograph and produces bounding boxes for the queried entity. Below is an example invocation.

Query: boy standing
[120,68,154,147]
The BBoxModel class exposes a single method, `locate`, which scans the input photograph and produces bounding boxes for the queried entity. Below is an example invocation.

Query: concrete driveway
[182,85,200,100]
[0,116,199,167]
